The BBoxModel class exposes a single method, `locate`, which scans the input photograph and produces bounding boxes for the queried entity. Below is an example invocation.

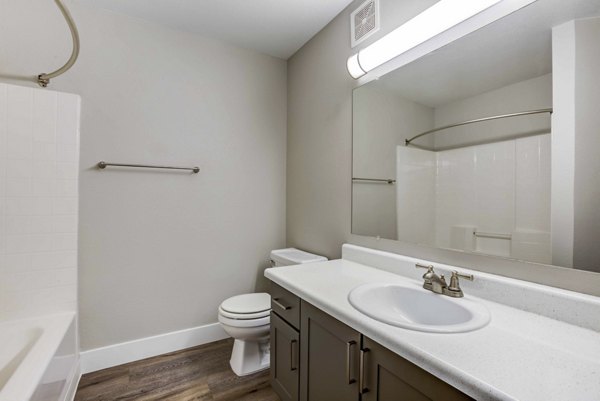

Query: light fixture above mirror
[347,0,540,79]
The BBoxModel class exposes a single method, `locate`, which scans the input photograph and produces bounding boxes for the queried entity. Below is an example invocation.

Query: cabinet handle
[290,339,298,371]
[346,341,357,384]
[273,298,291,311]
[359,348,369,394]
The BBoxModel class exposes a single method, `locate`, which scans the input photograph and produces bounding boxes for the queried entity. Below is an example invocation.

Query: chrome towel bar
[97,161,199,174]
[352,177,396,184]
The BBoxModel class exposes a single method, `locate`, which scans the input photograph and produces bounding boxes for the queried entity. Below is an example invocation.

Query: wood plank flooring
[75,339,280,401]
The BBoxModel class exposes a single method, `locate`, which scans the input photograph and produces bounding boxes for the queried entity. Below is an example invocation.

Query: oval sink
[348,282,490,333]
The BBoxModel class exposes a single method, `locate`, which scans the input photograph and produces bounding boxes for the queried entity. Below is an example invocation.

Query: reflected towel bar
[473,231,512,240]
[97,161,200,173]
[405,108,553,146]
[352,177,396,184]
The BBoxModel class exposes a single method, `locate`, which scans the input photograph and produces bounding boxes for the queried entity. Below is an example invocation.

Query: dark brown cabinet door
[271,312,300,401]
[361,337,474,401]
[300,301,361,401]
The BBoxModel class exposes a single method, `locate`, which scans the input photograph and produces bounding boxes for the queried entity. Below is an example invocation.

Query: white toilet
[218,248,327,376]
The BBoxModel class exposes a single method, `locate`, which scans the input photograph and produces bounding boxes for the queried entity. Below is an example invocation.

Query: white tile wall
[515,135,551,232]
[0,83,80,320]
[435,146,477,249]
[397,134,551,264]
[396,147,436,245]
[473,140,515,257]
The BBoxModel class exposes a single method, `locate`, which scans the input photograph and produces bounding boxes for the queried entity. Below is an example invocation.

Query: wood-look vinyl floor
[75,339,280,401]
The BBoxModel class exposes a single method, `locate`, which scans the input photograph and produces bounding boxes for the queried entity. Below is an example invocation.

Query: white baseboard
[80,322,229,374]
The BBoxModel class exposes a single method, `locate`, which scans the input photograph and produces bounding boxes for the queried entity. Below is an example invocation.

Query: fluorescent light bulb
[347,54,366,78]
[347,0,502,78]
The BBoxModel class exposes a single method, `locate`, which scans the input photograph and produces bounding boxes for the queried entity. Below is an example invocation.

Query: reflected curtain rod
[1,0,80,87]
[405,108,553,146]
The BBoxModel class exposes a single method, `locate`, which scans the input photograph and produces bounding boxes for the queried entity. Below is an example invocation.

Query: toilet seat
[219,307,270,320]
[218,313,270,328]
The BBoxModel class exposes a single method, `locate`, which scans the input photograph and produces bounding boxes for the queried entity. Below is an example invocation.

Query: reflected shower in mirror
[352,0,600,273]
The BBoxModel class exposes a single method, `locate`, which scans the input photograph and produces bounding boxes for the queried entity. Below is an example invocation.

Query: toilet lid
[220,293,271,315]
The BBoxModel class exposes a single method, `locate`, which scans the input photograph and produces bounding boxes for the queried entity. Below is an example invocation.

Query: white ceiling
[76,0,355,59]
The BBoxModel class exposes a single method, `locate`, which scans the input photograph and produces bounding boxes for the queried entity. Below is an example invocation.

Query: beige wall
[433,74,552,149]
[572,18,600,273]
[286,0,600,295]
[553,17,600,273]
[1,0,287,349]
[352,83,433,239]
[552,21,576,270]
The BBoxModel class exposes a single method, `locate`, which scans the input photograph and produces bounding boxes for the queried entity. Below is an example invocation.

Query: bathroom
[0,0,599,400]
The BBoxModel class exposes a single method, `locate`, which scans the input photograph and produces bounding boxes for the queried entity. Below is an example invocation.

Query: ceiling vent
[351,0,380,48]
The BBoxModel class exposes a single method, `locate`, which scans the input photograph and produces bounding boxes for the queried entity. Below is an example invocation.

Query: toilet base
[229,338,270,376]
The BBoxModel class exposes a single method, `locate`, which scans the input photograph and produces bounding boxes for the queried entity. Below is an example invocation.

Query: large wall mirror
[352,0,600,273]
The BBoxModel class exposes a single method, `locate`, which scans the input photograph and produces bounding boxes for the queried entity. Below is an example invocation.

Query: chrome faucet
[416,263,473,298]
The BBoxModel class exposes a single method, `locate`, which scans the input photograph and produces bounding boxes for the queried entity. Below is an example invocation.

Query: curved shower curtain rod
[404,108,553,146]
[38,0,80,87]
[1,0,80,87]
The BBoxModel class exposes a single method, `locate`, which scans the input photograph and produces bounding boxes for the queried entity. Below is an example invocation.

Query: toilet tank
[270,248,327,267]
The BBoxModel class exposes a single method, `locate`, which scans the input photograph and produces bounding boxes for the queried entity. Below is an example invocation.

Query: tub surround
[0,83,80,320]
[265,245,600,401]
[0,82,81,401]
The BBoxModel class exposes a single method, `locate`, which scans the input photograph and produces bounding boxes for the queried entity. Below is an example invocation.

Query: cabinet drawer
[271,282,300,330]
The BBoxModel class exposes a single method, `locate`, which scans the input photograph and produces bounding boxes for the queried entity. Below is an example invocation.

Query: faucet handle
[415,263,434,272]
[452,271,474,281]
[446,271,474,298]
[415,263,435,280]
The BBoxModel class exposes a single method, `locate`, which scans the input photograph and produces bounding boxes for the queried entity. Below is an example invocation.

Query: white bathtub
[0,313,78,401]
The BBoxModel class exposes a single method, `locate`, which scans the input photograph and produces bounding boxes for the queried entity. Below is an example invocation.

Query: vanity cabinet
[269,283,472,401]
[270,312,300,401]
[361,337,473,401]
[270,283,302,401]
[300,301,361,401]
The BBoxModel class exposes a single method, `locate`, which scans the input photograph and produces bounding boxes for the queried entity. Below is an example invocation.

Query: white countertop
[265,258,600,401]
